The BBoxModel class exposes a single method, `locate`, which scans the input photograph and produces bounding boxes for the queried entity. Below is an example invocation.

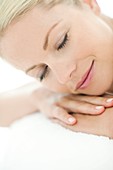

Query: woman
[0,0,113,138]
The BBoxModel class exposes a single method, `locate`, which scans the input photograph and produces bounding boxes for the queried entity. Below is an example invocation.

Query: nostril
[69,68,77,79]
[52,63,77,84]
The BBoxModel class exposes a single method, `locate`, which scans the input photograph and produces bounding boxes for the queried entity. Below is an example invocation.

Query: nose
[51,63,77,85]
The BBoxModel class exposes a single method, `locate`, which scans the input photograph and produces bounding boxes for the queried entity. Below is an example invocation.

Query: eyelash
[40,32,69,81]
[39,65,49,82]
[57,33,69,51]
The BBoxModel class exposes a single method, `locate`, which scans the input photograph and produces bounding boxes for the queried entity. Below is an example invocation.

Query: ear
[83,0,101,15]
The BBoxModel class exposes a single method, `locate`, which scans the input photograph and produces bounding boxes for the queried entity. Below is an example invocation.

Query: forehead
[1,3,79,70]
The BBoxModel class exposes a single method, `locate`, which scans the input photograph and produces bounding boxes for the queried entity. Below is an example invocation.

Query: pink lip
[76,60,95,90]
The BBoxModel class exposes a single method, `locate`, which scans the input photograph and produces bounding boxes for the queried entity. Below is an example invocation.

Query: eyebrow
[26,20,62,74]
[25,65,37,74]
[43,20,62,50]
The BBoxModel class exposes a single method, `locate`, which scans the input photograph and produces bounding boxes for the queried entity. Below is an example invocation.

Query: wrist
[31,87,54,111]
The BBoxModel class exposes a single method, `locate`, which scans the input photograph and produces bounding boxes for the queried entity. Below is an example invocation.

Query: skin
[0,0,113,137]
[1,0,113,96]
[53,105,113,139]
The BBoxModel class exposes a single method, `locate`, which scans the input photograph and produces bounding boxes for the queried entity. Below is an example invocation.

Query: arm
[53,106,113,139]
[0,80,113,128]
[0,81,39,126]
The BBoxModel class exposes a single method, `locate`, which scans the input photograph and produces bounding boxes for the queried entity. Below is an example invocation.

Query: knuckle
[52,106,68,121]
[74,100,86,110]
[52,106,61,118]
[79,105,89,113]
[95,96,106,103]
[86,103,100,113]
[78,103,93,113]
[59,97,68,104]
[75,103,83,112]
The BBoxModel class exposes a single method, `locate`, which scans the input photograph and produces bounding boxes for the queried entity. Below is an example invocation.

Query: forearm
[0,81,40,126]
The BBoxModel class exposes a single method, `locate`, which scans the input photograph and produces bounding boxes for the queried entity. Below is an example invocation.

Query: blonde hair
[0,0,81,37]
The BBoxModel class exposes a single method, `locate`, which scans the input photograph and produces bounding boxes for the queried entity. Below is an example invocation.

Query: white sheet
[0,113,113,170]
[0,1,113,170]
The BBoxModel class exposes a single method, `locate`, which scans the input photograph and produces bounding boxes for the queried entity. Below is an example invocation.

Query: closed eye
[39,65,49,82]
[57,32,69,51]
[39,33,69,81]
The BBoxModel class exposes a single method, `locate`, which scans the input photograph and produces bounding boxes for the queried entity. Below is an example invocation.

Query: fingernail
[106,98,113,103]
[68,117,76,123]
[95,106,104,110]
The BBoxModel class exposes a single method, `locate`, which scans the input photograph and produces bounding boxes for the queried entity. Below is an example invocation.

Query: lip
[76,60,95,90]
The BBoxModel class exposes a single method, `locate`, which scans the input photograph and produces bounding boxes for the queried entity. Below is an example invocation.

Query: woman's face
[1,2,113,95]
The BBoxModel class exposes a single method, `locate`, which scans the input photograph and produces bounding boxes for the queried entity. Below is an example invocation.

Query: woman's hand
[52,106,113,139]
[31,87,113,125]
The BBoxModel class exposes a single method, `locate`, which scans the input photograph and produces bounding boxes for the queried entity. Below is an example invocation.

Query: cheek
[70,31,96,60]
[42,76,69,93]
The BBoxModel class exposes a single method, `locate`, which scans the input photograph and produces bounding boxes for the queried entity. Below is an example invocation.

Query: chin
[81,86,111,96]
[86,91,106,96]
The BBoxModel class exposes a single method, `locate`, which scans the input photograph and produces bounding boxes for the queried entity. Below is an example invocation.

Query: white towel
[0,113,113,170]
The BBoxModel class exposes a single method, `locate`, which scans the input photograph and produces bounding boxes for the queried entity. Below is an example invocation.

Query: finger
[69,95,113,108]
[51,106,77,125]
[52,113,107,137]
[58,99,105,115]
